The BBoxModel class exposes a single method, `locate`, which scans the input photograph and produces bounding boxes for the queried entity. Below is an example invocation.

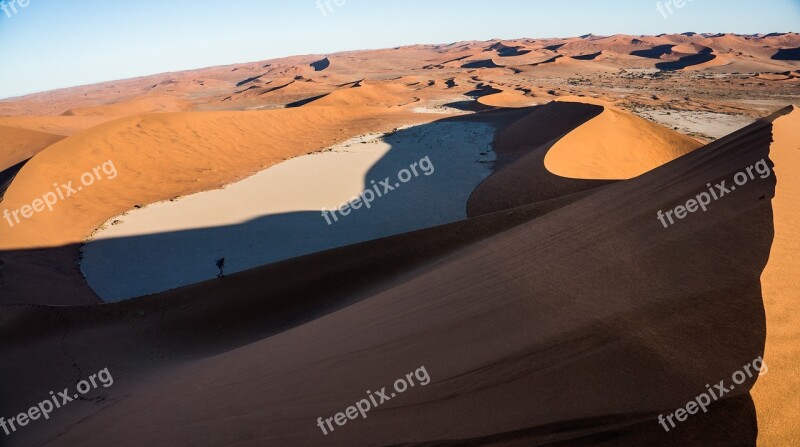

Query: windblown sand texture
[0,33,798,446]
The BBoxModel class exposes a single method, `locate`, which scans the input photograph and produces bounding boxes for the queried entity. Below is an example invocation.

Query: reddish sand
[0,33,797,446]
[0,125,64,172]
[0,105,793,446]
[544,104,702,179]
[753,108,800,445]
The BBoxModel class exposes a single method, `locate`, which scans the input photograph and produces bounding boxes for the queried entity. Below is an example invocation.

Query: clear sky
[0,0,798,99]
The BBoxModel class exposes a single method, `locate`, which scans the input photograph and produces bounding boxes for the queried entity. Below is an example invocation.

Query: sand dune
[308,82,421,108]
[62,95,192,116]
[0,105,792,446]
[2,33,796,117]
[477,90,541,108]
[0,107,432,250]
[0,116,118,136]
[0,33,798,446]
[544,103,702,179]
[0,125,64,172]
[0,104,438,304]
[753,107,800,445]
[81,120,495,300]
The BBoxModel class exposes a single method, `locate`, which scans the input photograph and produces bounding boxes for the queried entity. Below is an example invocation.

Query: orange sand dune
[683,54,733,71]
[544,104,702,179]
[0,106,434,251]
[671,43,709,55]
[477,90,542,108]
[467,101,609,216]
[0,115,117,136]
[753,106,800,446]
[0,106,437,305]
[62,95,192,116]
[0,33,798,446]
[489,51,555,66]
[252,78,337,106]
[306,82,420,108]
[2,33,796,117]
[0,106,790,447]
[0,125,65,172]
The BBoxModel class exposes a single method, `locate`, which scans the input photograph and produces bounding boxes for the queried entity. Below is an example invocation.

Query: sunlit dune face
[544,106,702,180]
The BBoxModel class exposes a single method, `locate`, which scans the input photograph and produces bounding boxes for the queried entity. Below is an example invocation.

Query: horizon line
[2,30,796,101]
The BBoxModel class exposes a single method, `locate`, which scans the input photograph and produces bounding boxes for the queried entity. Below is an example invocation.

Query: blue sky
[0,0,798,99]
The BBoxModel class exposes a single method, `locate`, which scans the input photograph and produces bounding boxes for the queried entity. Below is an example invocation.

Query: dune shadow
[631,44,675,59]
[0,106,781,446]
[79,113,507,301]
[465,84,503,98]
[771,47,800,61]
[495,46,532,57]
[462,59,501,69]
[0,110,778,446]
[656,48,716,70]
[442,99,496,112]
[235,73,267,87]
[0,158,29,201]
[572,52,603,61]
[544,43,565,51]
[285,94,329,108]
[310,57,331,71]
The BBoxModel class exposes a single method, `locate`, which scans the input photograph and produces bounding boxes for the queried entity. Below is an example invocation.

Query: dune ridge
[0,32,797,446]
[544,104,703,179]
[0,105,792,446]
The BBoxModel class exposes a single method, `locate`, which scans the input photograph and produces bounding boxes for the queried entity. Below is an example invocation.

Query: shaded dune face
[468,102,609,216]
[0,106,787,446]
[0,126,66,200]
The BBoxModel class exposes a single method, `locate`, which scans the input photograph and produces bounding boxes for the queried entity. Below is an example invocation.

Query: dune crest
[544,105,702,179]
[62,95,192,116]
[754,105,800,446]
[0,125,64,172]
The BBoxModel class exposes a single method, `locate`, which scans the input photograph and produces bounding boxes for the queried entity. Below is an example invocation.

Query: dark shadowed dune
[311,57,331,71]
[0,105,789,446]
[462,59,502,69]
[656,48,717,70]
[0,159,28,201]
[468,101,610,215]
[571,52,602,61]
[631,44,676,59]
[285,93,330,108]
[235,73,267,87]
[771,47,800,61]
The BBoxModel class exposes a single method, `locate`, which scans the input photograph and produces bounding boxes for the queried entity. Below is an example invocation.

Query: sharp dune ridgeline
[0,33,798,446]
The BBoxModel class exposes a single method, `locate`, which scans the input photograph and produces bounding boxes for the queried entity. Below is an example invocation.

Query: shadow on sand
[0,105,782,446]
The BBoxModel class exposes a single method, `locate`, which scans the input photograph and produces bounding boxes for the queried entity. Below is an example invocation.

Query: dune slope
[753,106,800,446]
[0,106,791,446]
[544,105,703,179]
[0,106,436,304]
